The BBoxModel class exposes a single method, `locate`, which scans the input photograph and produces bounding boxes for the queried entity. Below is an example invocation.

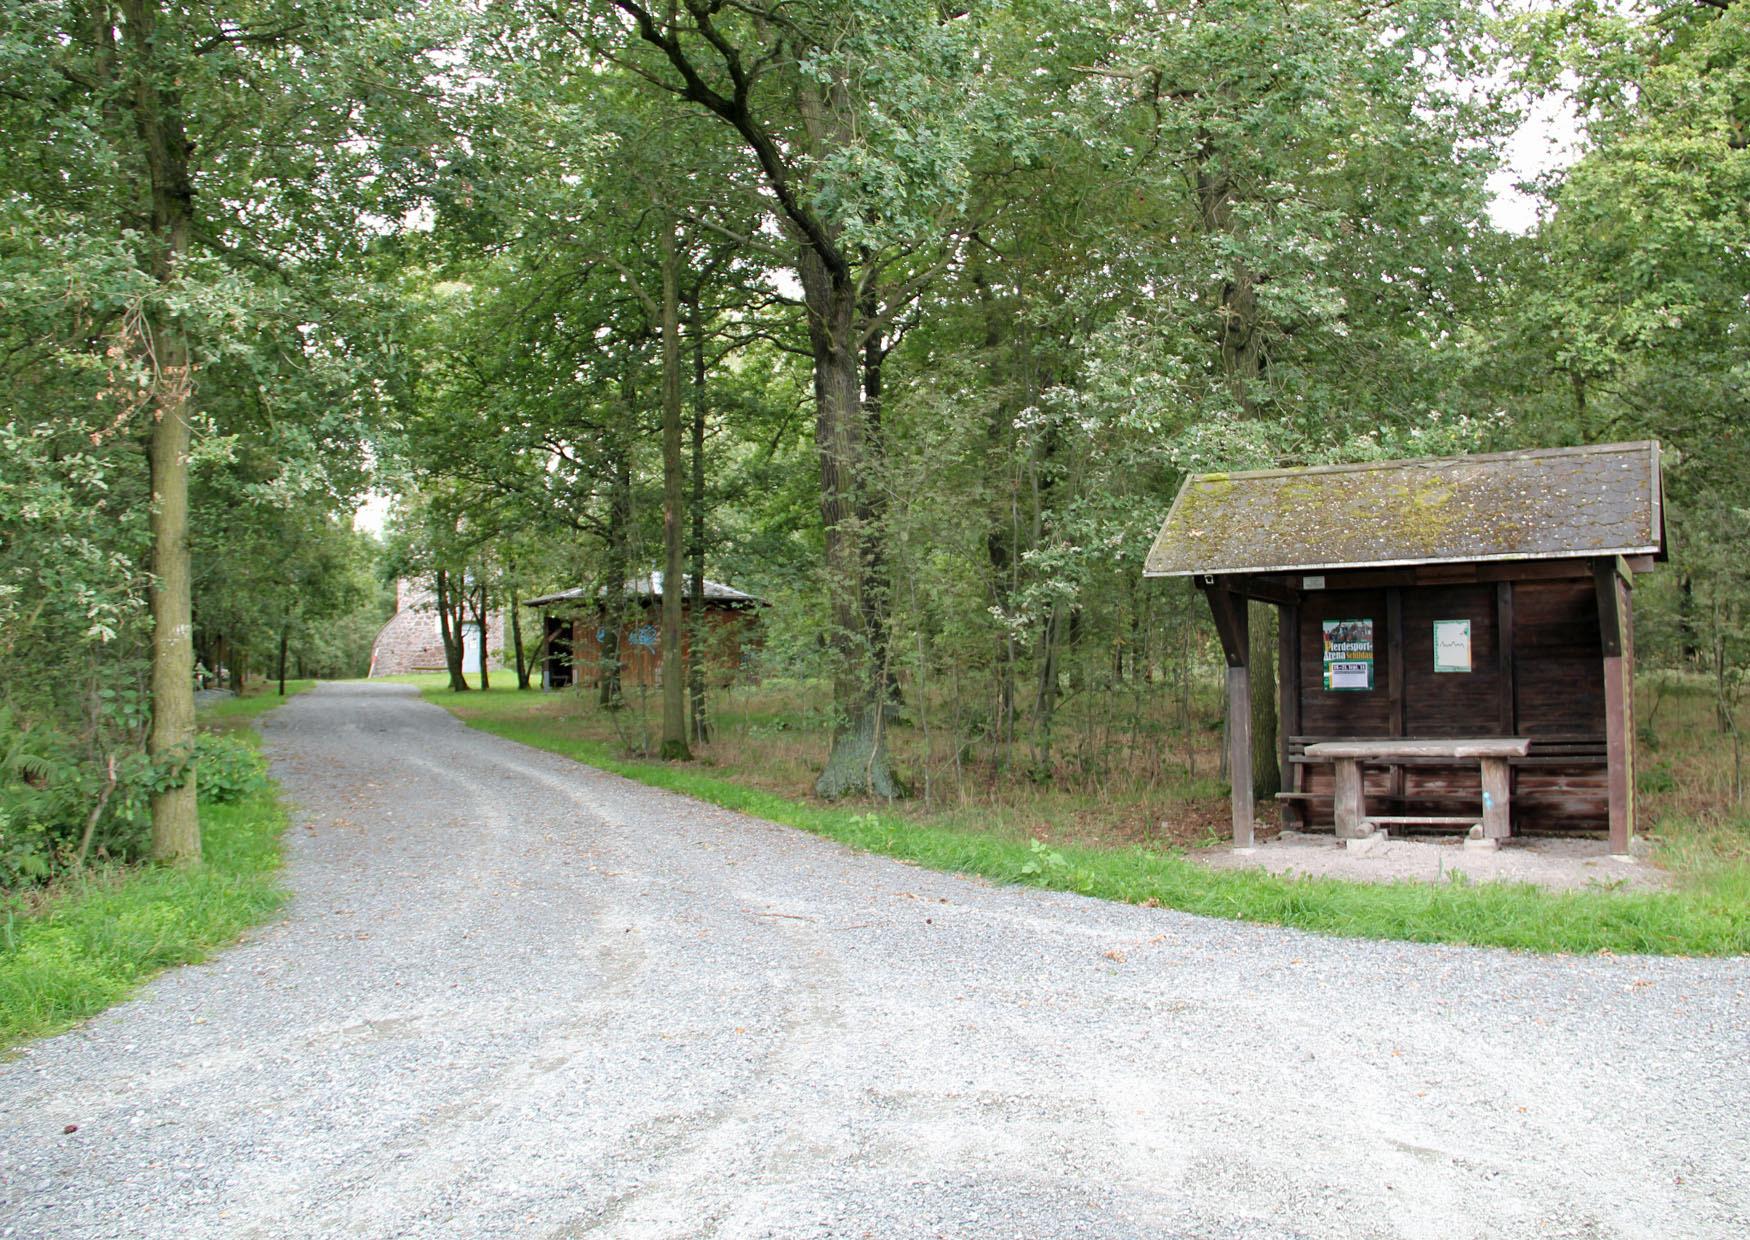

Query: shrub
[189,733,270,804]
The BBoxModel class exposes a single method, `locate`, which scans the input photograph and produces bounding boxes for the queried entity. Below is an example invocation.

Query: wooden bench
[1302,738,1531,843]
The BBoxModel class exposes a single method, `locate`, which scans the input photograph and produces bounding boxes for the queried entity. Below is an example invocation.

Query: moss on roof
[1144,442,1663,577]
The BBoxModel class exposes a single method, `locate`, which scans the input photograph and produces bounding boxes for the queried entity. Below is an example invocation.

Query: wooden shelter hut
[1144,442,1665,856]
[525,573,765,690]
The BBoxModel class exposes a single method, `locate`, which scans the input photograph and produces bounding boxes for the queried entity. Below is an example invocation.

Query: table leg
[1481,757,1511,840]
[1334,758,1367,839]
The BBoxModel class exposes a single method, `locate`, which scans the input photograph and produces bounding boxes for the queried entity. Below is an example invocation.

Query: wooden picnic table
[1302,738,1532,843]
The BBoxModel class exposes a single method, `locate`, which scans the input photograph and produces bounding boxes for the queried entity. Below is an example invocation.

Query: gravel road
[2,682,1746,1239]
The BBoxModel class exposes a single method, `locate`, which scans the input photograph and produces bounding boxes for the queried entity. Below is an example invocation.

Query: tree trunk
[146,324,199,863]
[600,402,632,708]
[860,293,900,710]
[801,245,899,799]
[511,591,531,690]
[1249,601,1280,802]
[124,0,200,863]
[687,286,710,745]
[1032,599,1066,775]
[657,219,691,760]
[278,624,289,696]
[473,580,490,691]
[435,568,468,691]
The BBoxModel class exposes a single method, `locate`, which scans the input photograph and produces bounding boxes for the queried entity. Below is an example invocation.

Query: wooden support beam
[1230,575,1302,606]
[1594,558,1624,657]
[1198,579,1254,847]
[1596,559,1636,854]
[1228,661,1254,849]
[1201,580,1249,667]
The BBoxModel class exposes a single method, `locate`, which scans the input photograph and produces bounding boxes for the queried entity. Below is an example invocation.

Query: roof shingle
[1143,442,1663,578]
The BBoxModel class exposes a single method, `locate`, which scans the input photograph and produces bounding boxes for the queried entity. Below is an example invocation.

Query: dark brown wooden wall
[1403,585,1500,736]
[1288,572,1609,834]
[1298,589,1392,737]
[567,605,759,688]
[1513,580,1606,737]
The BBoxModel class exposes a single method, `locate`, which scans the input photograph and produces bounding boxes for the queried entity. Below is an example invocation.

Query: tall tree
[10,1,438,860]
[587,0,1012,797]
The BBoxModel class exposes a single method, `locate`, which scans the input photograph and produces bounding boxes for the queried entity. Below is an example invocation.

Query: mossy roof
[1144,441,1664,578]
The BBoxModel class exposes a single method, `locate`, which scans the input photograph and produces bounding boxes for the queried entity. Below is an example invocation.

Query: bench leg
[1333,759,1367,840]
[1480,757,1511,841]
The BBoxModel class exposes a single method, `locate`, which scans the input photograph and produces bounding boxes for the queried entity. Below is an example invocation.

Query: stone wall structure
[368,580,507,678]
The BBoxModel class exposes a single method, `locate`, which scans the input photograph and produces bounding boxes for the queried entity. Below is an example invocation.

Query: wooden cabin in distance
[1144,442,1665,856]
[525,573,765,690]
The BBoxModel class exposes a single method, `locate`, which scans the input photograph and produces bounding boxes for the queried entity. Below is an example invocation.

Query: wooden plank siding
[1279,568,1610,836]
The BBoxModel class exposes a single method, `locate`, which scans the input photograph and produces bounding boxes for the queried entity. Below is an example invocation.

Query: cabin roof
[524,573,762,609]
[1143,441,1664,578]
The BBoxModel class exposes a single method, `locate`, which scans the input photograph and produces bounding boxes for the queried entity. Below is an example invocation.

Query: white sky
[354,491,393,536]
[1488,84,1583,233]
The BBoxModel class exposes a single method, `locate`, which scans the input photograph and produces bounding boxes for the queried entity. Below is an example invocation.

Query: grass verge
[424,681,1750,957]
[196,679,315,729]
[0,695,300,1050]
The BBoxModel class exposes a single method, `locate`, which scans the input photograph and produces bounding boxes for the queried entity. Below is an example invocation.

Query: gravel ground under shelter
[1,681,1746,1238]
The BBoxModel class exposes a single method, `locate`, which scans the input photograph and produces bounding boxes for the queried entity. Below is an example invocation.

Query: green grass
[196,679,315,727]
[422,679,1750,957]
[0,694,300,1050]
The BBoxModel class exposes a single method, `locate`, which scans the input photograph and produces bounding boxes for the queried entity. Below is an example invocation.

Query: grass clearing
[196,679,315,730]
[0,692,299,1050]
[419,677,1750,956]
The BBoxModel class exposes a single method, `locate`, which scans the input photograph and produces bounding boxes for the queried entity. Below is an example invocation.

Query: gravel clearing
[1200,831,1671,892]
[2,681,1746,1239]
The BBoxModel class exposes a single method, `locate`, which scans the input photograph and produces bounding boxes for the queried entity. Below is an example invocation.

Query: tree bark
[802,245,900,800]
[657,218,691,759]
[278,624,289,696]
[687,286,710,745]
[600,384,633,708]
[146,330,199,862]
[511,591,531,690]
[1248,601,1280,801]
[435,568,469,691]
[124,0,200,864]
[472,579,490,691]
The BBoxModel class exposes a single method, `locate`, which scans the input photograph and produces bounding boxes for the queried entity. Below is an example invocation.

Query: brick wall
[369,582,508,677]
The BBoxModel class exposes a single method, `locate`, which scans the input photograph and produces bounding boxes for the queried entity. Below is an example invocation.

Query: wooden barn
[1144,442,1665,856]
[525,573,765,690]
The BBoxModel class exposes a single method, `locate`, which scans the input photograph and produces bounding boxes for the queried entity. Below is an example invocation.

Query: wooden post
[1595,558,1635,855]
[1228,660,1254,848]
[1333,758,1365,839]
[1201,581,1253,848]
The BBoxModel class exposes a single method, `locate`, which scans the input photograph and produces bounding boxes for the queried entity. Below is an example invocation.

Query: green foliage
[189,734,272,805]
[0,689,299,1047]
[0,781,288,1049]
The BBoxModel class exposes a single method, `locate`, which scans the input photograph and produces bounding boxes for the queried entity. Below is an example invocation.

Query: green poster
[1322,619,1374,691]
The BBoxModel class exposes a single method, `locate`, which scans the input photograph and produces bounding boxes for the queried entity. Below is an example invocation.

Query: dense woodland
[2,0,1746,886]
